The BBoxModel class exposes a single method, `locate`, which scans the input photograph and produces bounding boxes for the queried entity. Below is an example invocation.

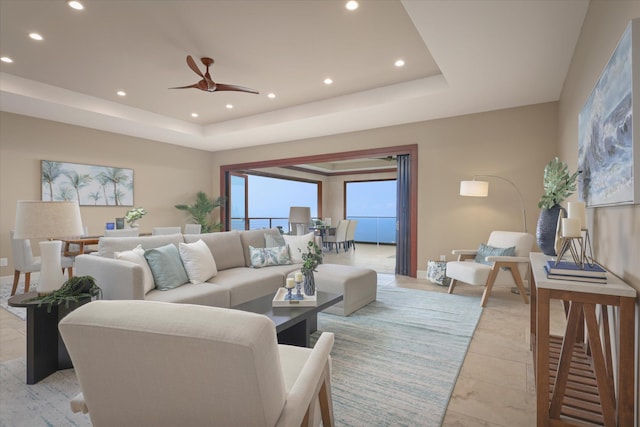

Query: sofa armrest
[75,254,146,300]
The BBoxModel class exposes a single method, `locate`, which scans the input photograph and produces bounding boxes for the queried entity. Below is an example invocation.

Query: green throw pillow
[250,245,292,268]
[144,244,189,290]
[474,243,516,265]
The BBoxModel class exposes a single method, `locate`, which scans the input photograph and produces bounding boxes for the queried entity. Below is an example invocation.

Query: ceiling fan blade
[215,83,259,94]
[186,55,204,78]
[169,84,200,89]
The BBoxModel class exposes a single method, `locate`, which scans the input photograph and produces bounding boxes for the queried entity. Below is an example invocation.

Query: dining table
[61,236,100,256]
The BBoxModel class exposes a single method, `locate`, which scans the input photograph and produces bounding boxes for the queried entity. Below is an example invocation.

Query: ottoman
[314,264,377,316]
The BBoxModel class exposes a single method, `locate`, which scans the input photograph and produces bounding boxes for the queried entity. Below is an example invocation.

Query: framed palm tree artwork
[41,160,134,206]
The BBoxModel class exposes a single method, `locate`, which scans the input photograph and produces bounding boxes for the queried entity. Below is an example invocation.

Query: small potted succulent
[536,157,580,255]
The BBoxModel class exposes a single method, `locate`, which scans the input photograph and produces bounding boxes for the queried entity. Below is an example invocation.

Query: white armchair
[59,300,335,427]
[446,231,533,307]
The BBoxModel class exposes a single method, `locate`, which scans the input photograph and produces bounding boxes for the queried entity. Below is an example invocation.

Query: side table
[8,292,91,384]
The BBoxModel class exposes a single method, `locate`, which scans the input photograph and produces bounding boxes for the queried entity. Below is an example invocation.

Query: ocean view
[231,216,396,244]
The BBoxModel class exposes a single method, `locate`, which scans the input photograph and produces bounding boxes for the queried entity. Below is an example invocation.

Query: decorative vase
[303,272,315,296]
[536,204,565,256]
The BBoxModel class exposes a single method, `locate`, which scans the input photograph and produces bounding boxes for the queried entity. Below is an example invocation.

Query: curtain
[395,155,410,275]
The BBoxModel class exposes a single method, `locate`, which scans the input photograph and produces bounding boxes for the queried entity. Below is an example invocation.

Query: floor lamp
[459,175,528,295]
[13,201,84,295]
[459,175,527,232]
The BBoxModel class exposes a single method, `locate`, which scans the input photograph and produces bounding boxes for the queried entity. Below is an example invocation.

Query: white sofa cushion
[283,232,315,263]
[114,245,155,294]
[179,239,217,284]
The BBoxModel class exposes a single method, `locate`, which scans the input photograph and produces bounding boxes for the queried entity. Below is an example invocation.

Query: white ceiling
[0,0,589,153]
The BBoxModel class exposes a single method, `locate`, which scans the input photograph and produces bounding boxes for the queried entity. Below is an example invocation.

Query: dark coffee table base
[234,291,342,347]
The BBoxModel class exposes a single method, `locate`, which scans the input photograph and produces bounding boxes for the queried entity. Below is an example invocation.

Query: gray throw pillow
[474,243,516,265]
[144,244,189,290]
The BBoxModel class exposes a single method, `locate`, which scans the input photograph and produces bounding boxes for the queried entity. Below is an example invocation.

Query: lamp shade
[288,206,311,224]
[14,201,84,239]
[460,180,489,197]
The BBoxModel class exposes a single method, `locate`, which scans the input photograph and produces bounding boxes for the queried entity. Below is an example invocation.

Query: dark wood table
[8,292,91,384]
[233,290,342,347]
[62,237,100,256]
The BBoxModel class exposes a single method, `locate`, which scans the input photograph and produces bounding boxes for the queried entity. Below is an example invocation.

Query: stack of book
[544,260,607,284]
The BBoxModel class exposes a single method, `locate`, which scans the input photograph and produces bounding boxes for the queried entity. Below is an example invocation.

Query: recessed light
[67,1,84,10]
[29,33,43,41]
[324,78,333,85]
[346,1,359,11]
[116,91,126,97]
[394,59,405,67]
[267,93,276,99]
[191,113,199,118]
[226,104,233,109]
[1,57,13,63]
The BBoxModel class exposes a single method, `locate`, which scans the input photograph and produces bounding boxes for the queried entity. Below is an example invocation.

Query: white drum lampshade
[460,180,489,197]
[14,201,84,295]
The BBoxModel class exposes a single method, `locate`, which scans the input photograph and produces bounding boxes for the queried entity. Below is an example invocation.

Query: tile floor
[0,243,566,426]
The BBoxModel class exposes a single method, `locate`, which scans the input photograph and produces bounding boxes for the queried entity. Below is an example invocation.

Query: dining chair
[324,220,350,253]
[345,219,358,250]
[152,226,182,235]
[10,231,74,296]
[104,229,139,237]
[183,224,202,234]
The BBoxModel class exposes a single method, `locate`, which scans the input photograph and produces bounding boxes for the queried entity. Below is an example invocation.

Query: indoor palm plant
[536,157,580,255]
[175,191,226,233]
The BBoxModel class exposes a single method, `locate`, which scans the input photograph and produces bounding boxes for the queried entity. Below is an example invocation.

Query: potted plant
[536,157,580,255]
[125,207,147,228]
[27,276,101,313]
[299,240,323,295]
[175,191,226,233]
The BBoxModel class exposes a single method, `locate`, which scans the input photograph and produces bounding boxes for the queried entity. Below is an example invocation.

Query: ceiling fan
[170,55,259,94]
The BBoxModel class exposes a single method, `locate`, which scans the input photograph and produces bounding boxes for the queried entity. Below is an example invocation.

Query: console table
[530,253,637,427]
[8,292,91,384]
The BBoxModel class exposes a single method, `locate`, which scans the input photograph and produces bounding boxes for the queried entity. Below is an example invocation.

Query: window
[230,173,319,230]
[345,180,396,244]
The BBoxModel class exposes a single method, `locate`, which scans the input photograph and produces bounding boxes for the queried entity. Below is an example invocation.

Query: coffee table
[233,290,342,347]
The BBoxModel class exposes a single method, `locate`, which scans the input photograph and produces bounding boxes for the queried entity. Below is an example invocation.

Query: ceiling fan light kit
[170,55,259,95]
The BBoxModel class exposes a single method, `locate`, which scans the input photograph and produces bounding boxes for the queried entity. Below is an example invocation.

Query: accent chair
[446,231,533,307]
[59,300,335,427]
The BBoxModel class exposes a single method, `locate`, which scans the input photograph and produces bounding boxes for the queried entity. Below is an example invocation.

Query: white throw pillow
[283,232,315,264]
[179,239,217,284]
[115,244,155,294]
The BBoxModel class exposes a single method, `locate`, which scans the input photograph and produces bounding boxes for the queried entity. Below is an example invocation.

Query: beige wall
[0,112,214,276]
[212,102,558,273]
[558,3,639,290]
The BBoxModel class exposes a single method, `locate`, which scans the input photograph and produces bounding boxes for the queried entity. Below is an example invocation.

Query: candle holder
[295,278,303,299]
[284,286,294,300]
[555,228,595,268]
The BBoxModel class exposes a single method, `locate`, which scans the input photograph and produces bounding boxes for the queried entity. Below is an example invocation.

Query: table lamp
[14,201,84,295]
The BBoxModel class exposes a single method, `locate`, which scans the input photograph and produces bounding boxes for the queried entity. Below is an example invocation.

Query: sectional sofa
[75,227,377,316]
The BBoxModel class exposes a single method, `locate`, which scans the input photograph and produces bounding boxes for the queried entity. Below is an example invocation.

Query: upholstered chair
[345,219,358,250]
[10,231,74,295]
[103,229,139,237]
[324,220,349,253]
[446,231,533,307]
[59,300,335,427]
[183,223,202,234]
[151,226,182,235]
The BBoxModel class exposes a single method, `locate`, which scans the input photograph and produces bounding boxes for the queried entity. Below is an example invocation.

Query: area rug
[312,286,483,426]
[0,283,30,320]
[0,286,482,426]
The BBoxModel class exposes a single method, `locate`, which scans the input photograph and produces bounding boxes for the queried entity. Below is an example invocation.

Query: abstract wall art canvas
[41,160,134,206]
[578,18,639,207]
